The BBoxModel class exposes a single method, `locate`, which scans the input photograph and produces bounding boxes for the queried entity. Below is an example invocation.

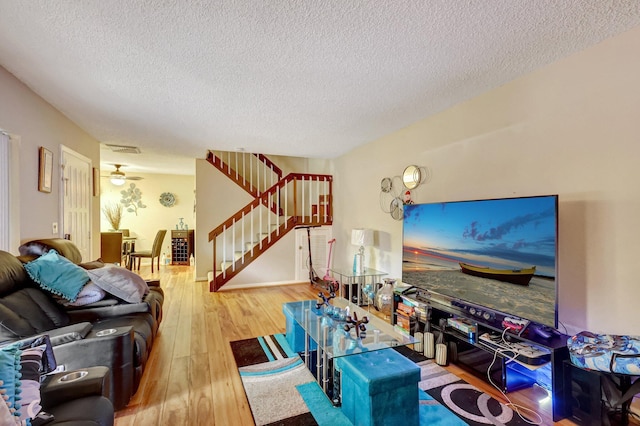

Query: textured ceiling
[0,1,639,174]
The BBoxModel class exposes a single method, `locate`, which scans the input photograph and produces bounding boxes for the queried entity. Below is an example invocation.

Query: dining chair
[100,231,123,264]
[130,229,167,272]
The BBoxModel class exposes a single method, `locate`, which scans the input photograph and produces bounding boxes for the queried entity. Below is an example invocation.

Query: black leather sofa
[0,241,164,410]
[18,238,164,339]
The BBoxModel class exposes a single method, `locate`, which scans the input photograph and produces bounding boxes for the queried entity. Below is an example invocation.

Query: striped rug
[231,334,350,426]
[230,333,295,368]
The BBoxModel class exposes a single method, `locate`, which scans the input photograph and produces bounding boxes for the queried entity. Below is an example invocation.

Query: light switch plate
[52,222,58,234]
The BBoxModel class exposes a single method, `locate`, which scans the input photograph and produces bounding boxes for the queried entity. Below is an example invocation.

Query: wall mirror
[380,177,392,193]
[402,165,422,189]
[390,197,404,220]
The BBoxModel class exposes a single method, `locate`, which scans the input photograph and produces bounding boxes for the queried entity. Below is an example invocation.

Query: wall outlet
[52,222,58,234]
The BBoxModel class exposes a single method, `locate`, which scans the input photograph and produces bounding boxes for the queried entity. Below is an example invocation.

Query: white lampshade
[351,228,374,247]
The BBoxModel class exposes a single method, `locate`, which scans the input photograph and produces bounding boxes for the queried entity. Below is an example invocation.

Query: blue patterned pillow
[23,249,89,302]
[0,343,23,421]
[17,345,45,421]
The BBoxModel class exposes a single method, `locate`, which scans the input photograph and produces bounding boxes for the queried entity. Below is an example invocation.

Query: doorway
[60,146,92,260]
[295,226,332,282]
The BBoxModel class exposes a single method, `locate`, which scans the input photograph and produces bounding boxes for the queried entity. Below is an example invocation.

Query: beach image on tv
[402,195,557,327]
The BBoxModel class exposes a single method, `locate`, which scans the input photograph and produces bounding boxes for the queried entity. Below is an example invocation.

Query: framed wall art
[38,147,53,193]
[93,167,100,196]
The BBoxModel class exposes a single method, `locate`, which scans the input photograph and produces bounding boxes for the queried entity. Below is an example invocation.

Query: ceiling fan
[102,164,143,186]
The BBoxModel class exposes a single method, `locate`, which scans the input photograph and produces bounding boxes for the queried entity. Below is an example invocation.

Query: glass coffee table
[283,297,418,404]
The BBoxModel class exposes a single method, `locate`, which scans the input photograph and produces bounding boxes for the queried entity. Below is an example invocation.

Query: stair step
[245,241,258,251]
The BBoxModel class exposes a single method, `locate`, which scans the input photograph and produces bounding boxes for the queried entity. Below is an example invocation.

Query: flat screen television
[402,195,558,328]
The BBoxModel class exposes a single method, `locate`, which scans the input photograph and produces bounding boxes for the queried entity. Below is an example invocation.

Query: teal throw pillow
[24,249,89,302]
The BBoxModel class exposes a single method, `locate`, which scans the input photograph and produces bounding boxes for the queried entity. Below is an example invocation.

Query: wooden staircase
[206,151,283,198]
[207,151,332,291]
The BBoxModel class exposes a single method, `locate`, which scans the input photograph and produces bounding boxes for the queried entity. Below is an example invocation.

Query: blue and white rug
[231,334,349,425]
[231,335,529,426]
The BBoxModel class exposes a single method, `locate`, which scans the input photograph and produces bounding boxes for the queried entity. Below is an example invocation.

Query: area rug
[238,356,319,425]
[231,334,350,425]
[232,335,531,426]
[395,346,530,426]
[230,333,295,368]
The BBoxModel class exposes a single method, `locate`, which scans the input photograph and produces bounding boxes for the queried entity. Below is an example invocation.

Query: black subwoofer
[563,360,636,426]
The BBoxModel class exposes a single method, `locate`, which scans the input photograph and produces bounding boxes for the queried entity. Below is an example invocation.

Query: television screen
[402,195,558,328]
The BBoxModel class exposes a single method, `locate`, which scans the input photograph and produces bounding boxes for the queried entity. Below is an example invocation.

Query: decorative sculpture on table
[176,217,188,230]
[317,290,341,324]
[375,278,395,317]
[344,312,369,339]
[316,291,336,310]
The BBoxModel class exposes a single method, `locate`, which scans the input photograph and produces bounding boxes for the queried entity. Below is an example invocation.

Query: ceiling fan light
[110,174,126,185]
[110,166,126,186]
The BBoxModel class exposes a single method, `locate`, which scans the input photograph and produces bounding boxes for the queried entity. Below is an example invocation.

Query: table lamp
[351,228,373,274]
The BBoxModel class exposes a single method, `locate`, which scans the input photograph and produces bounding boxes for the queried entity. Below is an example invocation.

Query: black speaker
[562,360,636,426]
[563,360,605,425]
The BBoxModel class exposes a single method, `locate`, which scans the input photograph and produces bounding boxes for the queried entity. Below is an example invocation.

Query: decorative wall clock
[159,192,176,207]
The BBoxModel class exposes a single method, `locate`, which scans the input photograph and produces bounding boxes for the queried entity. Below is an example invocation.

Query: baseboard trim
[220,280,305,291]
[201,271,306,290]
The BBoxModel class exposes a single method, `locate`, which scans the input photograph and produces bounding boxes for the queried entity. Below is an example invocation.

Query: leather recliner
[0,250,150,409]
[1,334,115,426]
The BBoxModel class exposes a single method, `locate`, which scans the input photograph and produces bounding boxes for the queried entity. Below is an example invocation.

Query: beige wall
[195,159,254,281]
[332,26,640,335]
[100,172,195,264]
[0,66,100,257]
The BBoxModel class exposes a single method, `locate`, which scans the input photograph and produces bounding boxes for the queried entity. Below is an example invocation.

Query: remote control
[532,325,554,339]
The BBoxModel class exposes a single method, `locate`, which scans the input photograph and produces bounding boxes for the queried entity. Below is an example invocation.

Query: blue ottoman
[283,303,316,353]
[338,349,420,426]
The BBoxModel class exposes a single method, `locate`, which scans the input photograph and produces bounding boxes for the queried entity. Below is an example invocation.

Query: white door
[295,226,332,281]
[60,146,92,261]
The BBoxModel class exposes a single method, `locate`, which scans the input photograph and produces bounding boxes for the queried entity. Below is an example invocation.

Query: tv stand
[394,293,569,422]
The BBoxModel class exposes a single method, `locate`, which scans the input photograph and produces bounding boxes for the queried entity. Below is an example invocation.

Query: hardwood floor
[115,264,608,425]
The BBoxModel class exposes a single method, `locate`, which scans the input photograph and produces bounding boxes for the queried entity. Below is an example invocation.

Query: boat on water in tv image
[402,195,558,328]
[458,262,536,286]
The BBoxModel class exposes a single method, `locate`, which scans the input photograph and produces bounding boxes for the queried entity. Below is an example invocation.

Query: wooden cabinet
[171,229,194,265]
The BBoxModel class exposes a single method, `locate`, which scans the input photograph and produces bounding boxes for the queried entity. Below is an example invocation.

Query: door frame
[295,225,332,281]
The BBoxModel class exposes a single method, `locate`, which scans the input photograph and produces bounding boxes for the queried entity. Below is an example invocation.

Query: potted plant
[102,202,123,231]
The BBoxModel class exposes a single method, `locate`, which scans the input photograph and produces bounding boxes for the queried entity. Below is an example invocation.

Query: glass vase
[375,278,395,317]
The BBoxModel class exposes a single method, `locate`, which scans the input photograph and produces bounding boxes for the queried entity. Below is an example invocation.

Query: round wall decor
[390,197,404,220]
[380,177,392,193]
[159,192,176,207]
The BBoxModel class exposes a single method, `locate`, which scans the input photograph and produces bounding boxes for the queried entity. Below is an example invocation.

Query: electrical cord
[485,327,544,425]
[557,320,569,335]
